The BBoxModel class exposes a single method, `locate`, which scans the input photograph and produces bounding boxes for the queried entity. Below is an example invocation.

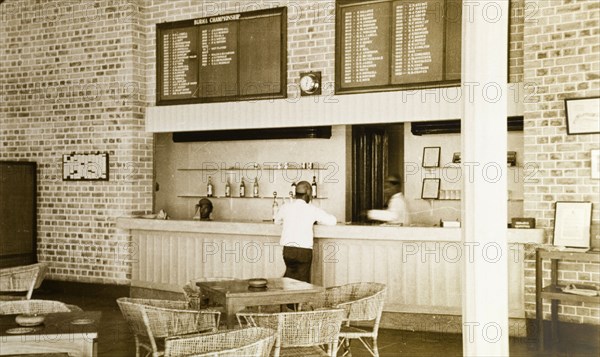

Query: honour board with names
[157,7,286,105]
[336,0,462,94]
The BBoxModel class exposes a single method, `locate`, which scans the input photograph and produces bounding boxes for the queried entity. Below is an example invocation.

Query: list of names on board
[156,8,286,104]
[337,0,459,93]
[340,2,389,88]
[199,22,239,98]
[161,28,198,100]
[392,0,444,84]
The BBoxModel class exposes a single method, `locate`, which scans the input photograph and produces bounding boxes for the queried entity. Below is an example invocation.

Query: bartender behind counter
[367,175,410,226]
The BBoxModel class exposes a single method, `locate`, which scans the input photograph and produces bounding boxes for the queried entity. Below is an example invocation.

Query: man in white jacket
[274,181,336,283]
[367,175,410,226]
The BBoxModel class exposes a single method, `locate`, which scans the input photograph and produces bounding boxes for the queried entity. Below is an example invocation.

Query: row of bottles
[206,176,319,199]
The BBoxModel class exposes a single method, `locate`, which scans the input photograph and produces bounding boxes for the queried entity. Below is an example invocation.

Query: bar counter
[116,217,544,318]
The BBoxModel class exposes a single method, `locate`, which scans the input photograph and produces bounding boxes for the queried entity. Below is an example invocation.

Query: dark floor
[30,289,599,357]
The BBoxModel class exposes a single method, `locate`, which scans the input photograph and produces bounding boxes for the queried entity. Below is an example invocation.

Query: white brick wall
[0,0,152,284]
[523,0,600,324]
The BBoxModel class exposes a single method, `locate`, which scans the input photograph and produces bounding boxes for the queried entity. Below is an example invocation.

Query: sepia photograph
[1,1,598,356]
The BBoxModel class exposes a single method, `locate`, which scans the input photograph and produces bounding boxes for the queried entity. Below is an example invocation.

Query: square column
[461,1,510,355]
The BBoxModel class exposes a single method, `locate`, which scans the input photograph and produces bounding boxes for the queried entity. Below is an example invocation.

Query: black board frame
[156,7,287,106]
[335,0,461,95]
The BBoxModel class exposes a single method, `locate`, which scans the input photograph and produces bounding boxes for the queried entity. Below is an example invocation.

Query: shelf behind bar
[178,195,328,199]
[178,167,327,171]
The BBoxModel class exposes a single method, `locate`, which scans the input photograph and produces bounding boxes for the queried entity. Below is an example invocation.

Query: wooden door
[0,161,37,268]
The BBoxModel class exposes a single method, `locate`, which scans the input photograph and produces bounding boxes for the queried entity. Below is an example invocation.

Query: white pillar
[461,1,510,356]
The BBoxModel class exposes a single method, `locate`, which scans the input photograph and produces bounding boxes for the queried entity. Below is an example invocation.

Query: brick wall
[0,0,152,284]
[522,0,600,324]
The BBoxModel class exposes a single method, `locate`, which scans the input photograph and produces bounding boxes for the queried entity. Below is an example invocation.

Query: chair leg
[357,337,378,357]
[134,336,140,357]
[341,337,352,357]
[372,337,379,357]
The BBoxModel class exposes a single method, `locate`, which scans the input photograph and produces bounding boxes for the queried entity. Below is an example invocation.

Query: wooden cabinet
[535,249,600,350]
[0,161,37,268]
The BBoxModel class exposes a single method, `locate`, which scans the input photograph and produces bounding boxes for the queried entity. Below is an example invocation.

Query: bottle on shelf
[239,178,246,198]
[288,191,294,203]
[311,176,317,198]
[207,176,214,197]
[253,178,259,198]
[225,178,231,197]
[291,182,296,197]
[272,191,279,221]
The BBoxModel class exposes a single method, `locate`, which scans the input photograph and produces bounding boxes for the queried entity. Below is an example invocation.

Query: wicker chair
[236,308,345,357]
[0,299,82,315]
[117,297,221,357]
[0,263,48,300]
[304,282,387,357]
[164,326,276,357]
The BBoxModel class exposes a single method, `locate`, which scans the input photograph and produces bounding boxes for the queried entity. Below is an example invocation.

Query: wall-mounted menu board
[336,0,462,94]
[157,7,286,105]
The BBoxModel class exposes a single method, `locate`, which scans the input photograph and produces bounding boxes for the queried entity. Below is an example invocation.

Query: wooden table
[197,277,325,328]
[536,249,600,350]
[0,311,100,357]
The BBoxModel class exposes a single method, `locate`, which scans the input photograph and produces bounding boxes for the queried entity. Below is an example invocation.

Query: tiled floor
[30,289,599,357]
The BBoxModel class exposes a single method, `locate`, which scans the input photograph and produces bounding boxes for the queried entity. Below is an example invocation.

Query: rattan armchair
[164,326,276,357]
[0,299,82,315]
[0,263,48,300]
[117,297,221,357]
[304,282,387,357]
[237,308,345,357]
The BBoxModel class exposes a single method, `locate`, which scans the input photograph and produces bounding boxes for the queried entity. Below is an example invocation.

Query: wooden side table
[535,249,600,350]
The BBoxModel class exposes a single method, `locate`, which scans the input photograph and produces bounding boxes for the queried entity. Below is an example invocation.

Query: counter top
[116,217,545,244]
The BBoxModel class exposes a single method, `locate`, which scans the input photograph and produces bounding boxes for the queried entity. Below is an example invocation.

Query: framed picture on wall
[565,97,600,135]
[553,201,592,249]
[422,147,441,168]
[62,152,109,181]
[421,178,441,199]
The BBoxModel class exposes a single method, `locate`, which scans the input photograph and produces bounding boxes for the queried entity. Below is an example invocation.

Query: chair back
[0,263,47,299]
[165,327,276,357]
[238,308,345,355]
[335,283,387,322]
[117,297,221,356]
[0,299,80,315]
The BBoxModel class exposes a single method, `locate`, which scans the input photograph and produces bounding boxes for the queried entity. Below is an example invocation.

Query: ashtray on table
[248,278,268,288]
[15,314,45,327]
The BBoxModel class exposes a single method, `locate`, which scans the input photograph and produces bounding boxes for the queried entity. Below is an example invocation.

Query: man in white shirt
[274,181,337,283]
[367,175,410,226]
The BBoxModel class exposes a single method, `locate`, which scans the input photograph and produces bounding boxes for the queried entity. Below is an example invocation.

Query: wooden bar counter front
[117,217,545,333]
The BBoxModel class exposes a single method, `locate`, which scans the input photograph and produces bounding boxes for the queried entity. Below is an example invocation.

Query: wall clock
[299,72,321,96]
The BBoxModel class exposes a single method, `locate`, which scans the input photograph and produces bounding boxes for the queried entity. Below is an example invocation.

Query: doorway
[351,124,404,222]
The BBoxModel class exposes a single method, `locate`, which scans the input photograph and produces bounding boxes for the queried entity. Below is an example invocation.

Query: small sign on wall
[62,153,109,181]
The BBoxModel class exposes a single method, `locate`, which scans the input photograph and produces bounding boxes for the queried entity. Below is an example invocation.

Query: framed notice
[565,97,600,135]
[422,147,441,168]
[553,201,592,248]
[421,178,441,199]
[156,7,287,105]
[63,153,109,181]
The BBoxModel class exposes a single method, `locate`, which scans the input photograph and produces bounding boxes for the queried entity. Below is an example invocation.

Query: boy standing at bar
[274,180,337,283]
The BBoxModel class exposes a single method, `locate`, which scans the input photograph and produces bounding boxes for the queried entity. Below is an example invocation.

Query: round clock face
[300,74,319,94]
